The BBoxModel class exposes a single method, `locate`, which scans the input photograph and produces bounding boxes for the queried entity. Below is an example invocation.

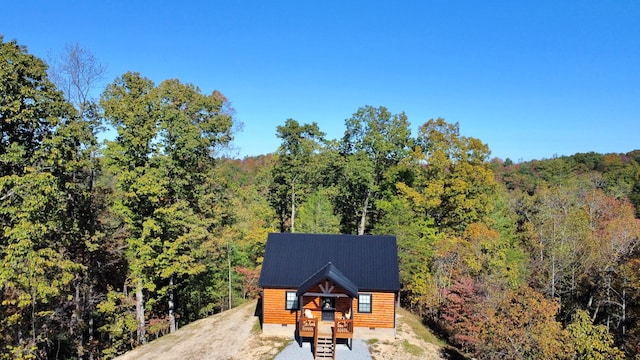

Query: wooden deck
[333,319,353,339]
[298,317,318,338]
[298,317,354,359]
[298,318,354,338]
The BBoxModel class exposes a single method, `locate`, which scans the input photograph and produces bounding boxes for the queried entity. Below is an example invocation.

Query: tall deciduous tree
[373,188,441,315]
[269,119,325,232]
[154,79,233,332]
[585,194,640,341]
[567,309,624,360]
[101,72,234,345]
[48,42,106,121]
[461,222,526,291]
[47,42,107,360]
[439,277,484,353]
[414,118,496,234]
[522,183,591,312]
[0,36,94,359]
[337,105,412,234]
[297,188,340,234]
[101,72,159,345]
[478,286,571,359]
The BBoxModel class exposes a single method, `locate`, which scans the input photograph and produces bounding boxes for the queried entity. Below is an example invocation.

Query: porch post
[297,293,302,346]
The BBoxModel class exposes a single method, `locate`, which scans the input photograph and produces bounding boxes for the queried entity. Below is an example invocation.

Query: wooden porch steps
[315,336,334,359]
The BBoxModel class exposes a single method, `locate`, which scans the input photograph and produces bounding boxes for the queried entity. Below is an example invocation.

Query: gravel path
[114,301,260,360]
[275,339,372,360]
[113,300,446,360]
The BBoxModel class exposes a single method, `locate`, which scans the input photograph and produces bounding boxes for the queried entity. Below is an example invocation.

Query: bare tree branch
[48,42,107,117]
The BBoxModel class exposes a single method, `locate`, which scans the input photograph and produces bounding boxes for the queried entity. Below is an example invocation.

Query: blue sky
[3,1,639,161]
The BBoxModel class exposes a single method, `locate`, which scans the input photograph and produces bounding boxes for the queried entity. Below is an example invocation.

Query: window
[322,297,335,310]
[285,291,298,310]
[358,294,372,313]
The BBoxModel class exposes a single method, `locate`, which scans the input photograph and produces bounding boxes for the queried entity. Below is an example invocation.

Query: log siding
[262,286,396,329]
[353,291,396,329]
[262,288,298,325]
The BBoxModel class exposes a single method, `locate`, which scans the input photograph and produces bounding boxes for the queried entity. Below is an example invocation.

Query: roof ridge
[296,262,358,298]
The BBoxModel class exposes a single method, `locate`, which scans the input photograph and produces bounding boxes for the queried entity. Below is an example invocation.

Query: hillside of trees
[2,36,640,359]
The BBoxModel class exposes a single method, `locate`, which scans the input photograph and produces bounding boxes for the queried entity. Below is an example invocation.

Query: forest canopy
[1,36,640,359]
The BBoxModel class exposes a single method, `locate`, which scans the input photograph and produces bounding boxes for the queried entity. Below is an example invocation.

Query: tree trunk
[358,189,371,235]
[228,240,232,310]
[622,279,627,349]
[291,182,296,233]
[31,286,37,347]
[136,282,146,345]
[88,285,94,360]
[75,277,84,360]
[550,255,556,299]
[606,269,612,330]
[169,274,176,333]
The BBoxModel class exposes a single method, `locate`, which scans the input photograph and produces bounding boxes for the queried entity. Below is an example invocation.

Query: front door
[321,297,335,321]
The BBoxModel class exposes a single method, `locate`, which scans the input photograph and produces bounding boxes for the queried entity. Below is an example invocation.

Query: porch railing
[334,319,353,338]
[298,316,317,338]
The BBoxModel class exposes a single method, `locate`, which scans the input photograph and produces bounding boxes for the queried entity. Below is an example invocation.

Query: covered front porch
[295,262,358,359]
[297,310,354,340]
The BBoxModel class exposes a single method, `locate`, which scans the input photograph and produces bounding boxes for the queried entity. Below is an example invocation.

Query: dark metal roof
[296,262,359,298]
[258,233,400,292]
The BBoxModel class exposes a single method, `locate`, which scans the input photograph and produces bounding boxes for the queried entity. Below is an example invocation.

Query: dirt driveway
[115,300,287,360]
[115,300,450,360]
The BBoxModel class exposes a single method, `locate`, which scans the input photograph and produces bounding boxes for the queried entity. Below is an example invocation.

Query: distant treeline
[494,151,640,216]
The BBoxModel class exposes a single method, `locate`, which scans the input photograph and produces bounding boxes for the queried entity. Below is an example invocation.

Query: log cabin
[258,233,399,357]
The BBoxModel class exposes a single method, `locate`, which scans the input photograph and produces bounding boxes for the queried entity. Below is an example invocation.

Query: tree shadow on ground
[440,346,471,360]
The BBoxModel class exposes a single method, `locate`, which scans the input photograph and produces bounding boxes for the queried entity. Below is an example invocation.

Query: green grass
[401,339,423,356]
[397,307,447,347]
[251,318,262,334]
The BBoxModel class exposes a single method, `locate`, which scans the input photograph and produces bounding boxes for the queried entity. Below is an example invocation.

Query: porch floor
[275,339,371,360]
[317,321,333,336]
